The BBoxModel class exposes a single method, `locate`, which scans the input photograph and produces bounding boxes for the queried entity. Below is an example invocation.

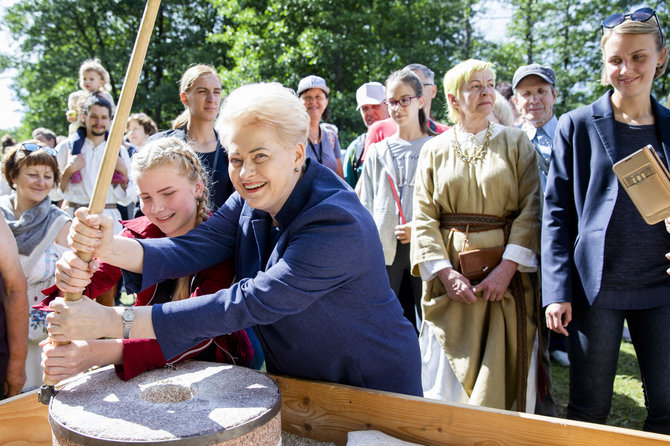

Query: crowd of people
[0,6,668,436]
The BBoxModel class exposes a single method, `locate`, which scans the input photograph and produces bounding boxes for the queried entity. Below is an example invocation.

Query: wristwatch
[122,307,135,339]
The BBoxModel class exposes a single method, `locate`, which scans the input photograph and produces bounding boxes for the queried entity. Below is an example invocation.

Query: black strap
[352,134,365,169]
[308,126,323,164]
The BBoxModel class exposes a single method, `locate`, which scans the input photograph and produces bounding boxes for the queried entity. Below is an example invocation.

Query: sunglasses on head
[21,142,57,157]
[602,7,664,41]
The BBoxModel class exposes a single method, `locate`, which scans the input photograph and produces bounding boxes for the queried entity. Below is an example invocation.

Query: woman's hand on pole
[55,250,98,294]
[46,297,119,342]
[68,208,115,260]
[545,302,572,336]
[436,267,476,304]
[41,340,92,383]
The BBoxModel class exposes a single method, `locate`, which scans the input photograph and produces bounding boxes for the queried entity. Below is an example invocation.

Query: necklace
[452,122,493,164]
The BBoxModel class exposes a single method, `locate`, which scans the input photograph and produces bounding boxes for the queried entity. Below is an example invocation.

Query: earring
[294,167,299,172]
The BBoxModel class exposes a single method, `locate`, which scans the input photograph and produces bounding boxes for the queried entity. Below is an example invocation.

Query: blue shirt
[522,115,558,192]
[124,160,422,396]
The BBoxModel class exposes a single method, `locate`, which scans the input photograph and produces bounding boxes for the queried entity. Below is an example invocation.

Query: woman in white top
[0,141,70,391]
[359,68,436,331]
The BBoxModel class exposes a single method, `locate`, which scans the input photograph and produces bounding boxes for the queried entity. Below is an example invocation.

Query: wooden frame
[273,375,670,445]
[2,377,669,445]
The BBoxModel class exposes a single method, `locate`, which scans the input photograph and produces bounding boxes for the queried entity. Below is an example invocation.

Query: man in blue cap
[513,63,559,192]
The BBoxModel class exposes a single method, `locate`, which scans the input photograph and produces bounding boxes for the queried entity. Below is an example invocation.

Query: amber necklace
[452,121,493,164]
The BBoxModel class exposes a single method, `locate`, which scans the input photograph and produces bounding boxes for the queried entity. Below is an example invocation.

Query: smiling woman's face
[227,123,305,217]
[137,164,203,238]
[299,88,328,122]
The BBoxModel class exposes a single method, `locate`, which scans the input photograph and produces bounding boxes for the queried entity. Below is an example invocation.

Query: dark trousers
[567,300,670,434]
[386,241,422,333]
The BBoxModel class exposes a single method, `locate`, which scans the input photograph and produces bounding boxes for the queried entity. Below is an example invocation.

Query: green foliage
[209,0,473,145]
[4,0,670,142]
[499,0,670,116]
[2,0,230,136]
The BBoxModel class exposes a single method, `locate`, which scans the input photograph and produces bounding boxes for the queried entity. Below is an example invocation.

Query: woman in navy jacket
[47,82,423,397]
[542,8,670,433]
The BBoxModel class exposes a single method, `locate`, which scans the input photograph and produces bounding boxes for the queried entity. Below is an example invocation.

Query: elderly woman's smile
[227,123,304,217]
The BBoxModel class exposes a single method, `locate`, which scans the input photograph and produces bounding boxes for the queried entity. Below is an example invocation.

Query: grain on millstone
[49,361,281,443]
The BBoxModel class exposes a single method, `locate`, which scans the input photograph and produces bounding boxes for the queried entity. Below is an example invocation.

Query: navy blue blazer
[542,91,670,306]
[124,160,422,396]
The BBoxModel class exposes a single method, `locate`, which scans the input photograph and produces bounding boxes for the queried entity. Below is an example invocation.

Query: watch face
[123,308,135,321]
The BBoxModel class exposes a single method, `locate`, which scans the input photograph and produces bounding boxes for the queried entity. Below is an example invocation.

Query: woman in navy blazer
[542,8,670,433]
[47,82,423,397]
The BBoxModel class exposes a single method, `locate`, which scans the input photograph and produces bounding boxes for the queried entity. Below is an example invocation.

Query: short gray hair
[404,63,435,84]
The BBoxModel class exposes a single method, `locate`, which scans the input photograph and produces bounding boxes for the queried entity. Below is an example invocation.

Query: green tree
[2,0,230,136]
[210,0,475,144]
[498,0,670,115]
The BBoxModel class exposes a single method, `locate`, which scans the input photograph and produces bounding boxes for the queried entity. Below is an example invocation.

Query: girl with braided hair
[40,137,253,382]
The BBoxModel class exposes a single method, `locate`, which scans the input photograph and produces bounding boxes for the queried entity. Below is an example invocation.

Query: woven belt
[440,213,508,233]
[68,202,118,210]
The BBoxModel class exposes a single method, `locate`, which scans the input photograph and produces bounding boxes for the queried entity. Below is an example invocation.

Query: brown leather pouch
[458,246,505,282]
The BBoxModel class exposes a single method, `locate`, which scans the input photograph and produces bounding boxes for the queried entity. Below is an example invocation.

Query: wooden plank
[271,374,670,446]
[2,375,669,446]
[0,389,51,445]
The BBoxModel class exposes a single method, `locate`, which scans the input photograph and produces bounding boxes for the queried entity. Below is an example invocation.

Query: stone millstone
[49,361,281,445]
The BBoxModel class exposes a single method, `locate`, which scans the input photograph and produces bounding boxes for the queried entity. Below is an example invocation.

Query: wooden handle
[43,0,161,387]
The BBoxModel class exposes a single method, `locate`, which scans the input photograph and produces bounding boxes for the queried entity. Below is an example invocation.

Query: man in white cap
[343,82,389,187]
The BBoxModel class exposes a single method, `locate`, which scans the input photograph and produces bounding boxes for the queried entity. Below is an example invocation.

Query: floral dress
[21,241,67,390]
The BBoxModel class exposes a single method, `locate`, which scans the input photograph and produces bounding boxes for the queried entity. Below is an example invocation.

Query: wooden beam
[271,374,670,446]
[0,389,51,445]
[2,375,668,445]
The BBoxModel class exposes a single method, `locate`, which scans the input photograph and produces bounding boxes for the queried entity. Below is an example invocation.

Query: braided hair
[130,137,210,301]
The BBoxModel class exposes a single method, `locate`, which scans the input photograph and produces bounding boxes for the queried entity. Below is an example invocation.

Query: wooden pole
[42,0,162,387]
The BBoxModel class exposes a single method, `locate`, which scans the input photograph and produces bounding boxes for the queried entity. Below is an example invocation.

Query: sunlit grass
[551,341,645,431]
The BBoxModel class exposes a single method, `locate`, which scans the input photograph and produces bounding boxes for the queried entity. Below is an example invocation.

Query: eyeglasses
[385,96,419,108]
[21,142,57,157]
[602,7,664,42]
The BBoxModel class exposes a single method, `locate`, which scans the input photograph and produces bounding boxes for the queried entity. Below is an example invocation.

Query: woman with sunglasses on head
[543,8,670,433]
[0,141,70,392]
[359,68,436,331]
[411,59,543,412]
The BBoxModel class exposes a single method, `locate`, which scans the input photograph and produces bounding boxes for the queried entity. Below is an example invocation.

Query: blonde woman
[46,83,422,396]
[411,59,542,411]
[149,65,231,208]
[543,8,670,433]
[41,138,253,383]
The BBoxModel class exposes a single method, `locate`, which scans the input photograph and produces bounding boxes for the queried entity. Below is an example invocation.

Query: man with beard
[56,93,135,235]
